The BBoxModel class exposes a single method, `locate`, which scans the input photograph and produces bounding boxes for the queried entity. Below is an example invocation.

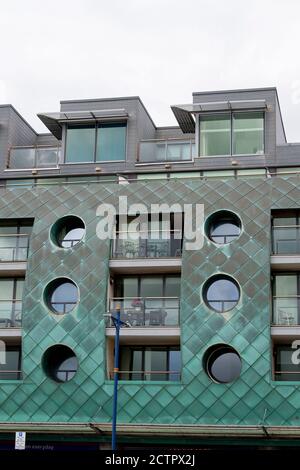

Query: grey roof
[38,109,128,139]
[171,99,267,133]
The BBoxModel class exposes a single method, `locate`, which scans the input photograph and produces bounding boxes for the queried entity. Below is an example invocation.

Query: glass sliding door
[273,274,299,325]
[96,123,126,162]
[232,112,264,155]
[65,125,96,163]
[200,114,231,156]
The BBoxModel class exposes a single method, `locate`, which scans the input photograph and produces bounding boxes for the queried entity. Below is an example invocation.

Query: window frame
[272,272,300,325]
[198,110,265,158]
[64,121,127,164]
[119,345,181,381]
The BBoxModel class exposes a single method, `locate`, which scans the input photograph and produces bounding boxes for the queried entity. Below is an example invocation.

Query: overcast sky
[1,0,300,141]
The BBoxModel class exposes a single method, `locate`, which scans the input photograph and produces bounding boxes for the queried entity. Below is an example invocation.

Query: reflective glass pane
[0,348,21,380]
[205,277,240,312]
[50,282,78,313]
[36,148,58,167]
[200,114,231,156]
[166,142,191,161]
[56,356,77,382]
[275,275,297,296]
[9,148,35,169]
[96,123,126,162]
[233,112,264,155]
[65,125,95,163]
[169,349,181,381]
[208,349,242,383]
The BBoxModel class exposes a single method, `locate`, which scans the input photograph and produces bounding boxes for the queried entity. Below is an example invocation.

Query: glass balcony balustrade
[0,234,29,262]
[107,297,180,327]
[8,146,60,169]
[111,230,182,258]
[139,139,195,163]
[272,225,300,254]
[0,300,22,327]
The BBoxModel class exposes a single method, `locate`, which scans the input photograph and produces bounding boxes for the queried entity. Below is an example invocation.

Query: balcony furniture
[149,309,168,326]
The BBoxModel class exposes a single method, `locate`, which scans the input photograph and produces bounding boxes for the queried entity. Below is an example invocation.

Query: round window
[42,345,78,382]
[44,278,79,314]
[204,344,242,384]
[203,275,240,312]
[206,210,241,244]
[50,216,85,248]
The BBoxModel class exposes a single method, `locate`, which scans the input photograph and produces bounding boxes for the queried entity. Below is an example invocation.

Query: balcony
[107,297,180,327]
[7,146,60,169]
[0,234,29,262]
[111,230,182,259]
[138,139,195,163]
[0,300,22,328]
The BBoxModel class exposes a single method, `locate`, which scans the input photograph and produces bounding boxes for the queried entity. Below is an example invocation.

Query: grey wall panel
[155,127,195,140]
[36,133,59,146]
[276,144,300,166]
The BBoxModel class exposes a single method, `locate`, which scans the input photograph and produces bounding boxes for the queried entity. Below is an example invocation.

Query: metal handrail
[139,137,195,143]
[109,370,181,380]
[272,225,300,229]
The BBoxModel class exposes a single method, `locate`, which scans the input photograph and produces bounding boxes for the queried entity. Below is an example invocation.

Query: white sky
[1,0,300,141]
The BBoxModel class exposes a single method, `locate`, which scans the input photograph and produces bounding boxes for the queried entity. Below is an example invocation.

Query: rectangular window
[272,273,299,326]
[65,122,126,163]
[233,112,264,155]
[274,345,300,381]
[200,114,231,156]
[0,221,32,262]
[65,125,95,163]
[0,344,22,380]
[96,123,126,161]
[119,346,181,381]
[272,210,300,255]
[0,278,24,327]
[199,111,264,157]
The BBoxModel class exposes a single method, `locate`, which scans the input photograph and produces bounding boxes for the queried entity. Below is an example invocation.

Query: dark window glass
[274,345,300,381]
[205,345,242,383]
[51,215,85,248]
[119,346,181,381]
[272,210,300,255]
[46,279,78,314]
[204,275,240,312]
[0,345,21,380]
[42,345,78,382]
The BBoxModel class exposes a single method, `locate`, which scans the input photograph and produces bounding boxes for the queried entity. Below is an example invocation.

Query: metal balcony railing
[272,225,300,254]
[274,371,300,381]
[0,300,22,327]
[7,145,61,169]
[111,230,182,258]
[138,138,195,163]
[272,296,299,325]
[0,370,22,380]
[0,234,29,262]
[107,297,180,327]
[108,370,181,381]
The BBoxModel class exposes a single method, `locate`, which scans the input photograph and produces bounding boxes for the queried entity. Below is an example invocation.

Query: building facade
[0,88,299,449]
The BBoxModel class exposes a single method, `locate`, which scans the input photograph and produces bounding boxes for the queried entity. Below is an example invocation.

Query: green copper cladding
[0,175,299,426]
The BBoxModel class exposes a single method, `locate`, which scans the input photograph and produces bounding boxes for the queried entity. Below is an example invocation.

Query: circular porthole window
[206,210,241,245]
[203,274,240,313]
[204,344,242,384]
[44,278,79,314]
[50,216,85,248]
[42,345,78,383]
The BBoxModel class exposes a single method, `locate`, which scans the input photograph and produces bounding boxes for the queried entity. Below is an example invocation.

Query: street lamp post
[111,304,121,451]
